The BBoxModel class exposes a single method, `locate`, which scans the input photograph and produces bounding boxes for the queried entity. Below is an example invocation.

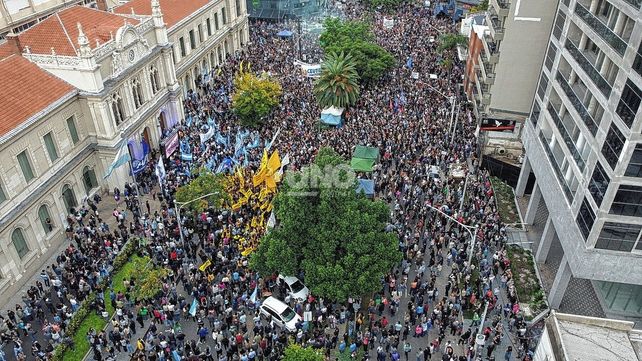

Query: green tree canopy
[320,18,395,84]
[366,0,405,10]
[251,148,401,301]
[437,33,468,53]
[174,168,229,213]
[283,344,324,361]
[232,70,283,128]
[314,52,360,109]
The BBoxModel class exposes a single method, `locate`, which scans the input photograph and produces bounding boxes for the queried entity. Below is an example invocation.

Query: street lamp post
[424,84,457,139]
[425,204,479,266]
[173,191,220,245]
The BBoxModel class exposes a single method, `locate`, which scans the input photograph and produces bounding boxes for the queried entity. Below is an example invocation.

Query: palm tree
[313,52,360,109]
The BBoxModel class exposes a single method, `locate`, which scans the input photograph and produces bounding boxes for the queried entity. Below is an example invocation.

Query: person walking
[504,346,513,361]
[403,342,412,361]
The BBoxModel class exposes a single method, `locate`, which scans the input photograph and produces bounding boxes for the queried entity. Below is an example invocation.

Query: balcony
[547,103,586,171]
[487,14,505,41]
[564,39,611,98]
[479,57,495,85]
[574,2,627,56]
[490,0,510,17]
[482,33,500,64]
[556,71,598,136]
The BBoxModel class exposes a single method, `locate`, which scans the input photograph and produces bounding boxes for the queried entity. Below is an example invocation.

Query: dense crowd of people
[0,2,537,361]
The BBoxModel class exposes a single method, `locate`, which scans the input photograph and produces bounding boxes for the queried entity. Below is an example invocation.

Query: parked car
[260,296,301,332]
[277,275,310,300]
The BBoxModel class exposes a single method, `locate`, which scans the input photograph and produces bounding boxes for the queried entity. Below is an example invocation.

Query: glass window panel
[43,132,58,162]
[610,185,642,217]
[545,43,557,70]
[576,197,596,240]
[595,222,640,252]
[588,162,610,206]
[11,229,29,259]
[553,10,566,40]
[625,144,642,177]
[601,124,625,169]
[17,151,34,182]
[537,73,549,100]
[616,79,642,128]
[67,117,79,144]
[0,184,6,203]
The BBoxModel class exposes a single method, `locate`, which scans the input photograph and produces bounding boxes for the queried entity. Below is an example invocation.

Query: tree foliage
[366,0,404,10]
[320,18,395,84]
[437,33,468,53]
[469,0,489,13]
[175,168,229,213]
[283,344,325,361]
[251,148,401,301]
[314,52,360,108]
[232,70,283,128]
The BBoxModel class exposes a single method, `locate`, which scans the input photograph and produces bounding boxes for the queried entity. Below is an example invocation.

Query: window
[62,184,76,213]
[131,79,144,109]
[82,166,98,193]
[17,151,34,182]
[43,132,58,162]
[588,162,610,206]
[198,24,204,42]
[179,37,186,57]
[0,184,6,204]
[235,0,241,17]
[38,204,53,234]
[214,13,219,30]
[222,7,227,24]
[552,10,566,40]
[610,185,642,217]
[530,100,541,126]
[66,116,79,144]
[111,93,126,125]
[189,30,196,49]
[576,197,596,240]
[545,43,557,71]
[11,229,29,259]
[150,66,161,94]
[207,18,212,36]
[601,124,625,169]
[595,222,641,252]
[616,79,641,128]
[625,144,642,177]
[537,73,549,100]
[634,41,642,77]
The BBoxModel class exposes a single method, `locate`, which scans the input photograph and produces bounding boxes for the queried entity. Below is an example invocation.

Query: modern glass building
[516,0,642,321]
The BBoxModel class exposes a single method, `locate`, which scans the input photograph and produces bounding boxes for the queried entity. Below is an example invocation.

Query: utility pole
[297,16,303,61]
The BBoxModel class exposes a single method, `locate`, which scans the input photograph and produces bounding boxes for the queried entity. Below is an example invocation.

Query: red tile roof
[114,0,210,29]
[17,5,139,56]
[0,54,75,136]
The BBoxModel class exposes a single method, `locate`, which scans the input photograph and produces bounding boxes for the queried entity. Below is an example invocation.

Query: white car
[278,275,310,300]
[260,296,301,332]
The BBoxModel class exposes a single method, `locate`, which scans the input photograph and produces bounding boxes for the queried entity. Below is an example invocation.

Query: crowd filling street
[0,2,538,361]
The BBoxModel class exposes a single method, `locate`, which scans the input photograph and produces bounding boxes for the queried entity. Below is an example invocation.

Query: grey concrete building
[517,0,642,321]
[465,0,558,158]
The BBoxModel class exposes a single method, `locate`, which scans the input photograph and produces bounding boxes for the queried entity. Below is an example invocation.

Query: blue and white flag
[250,286,258,304]
[103,141,130,179]
[406,56,413,69]
[155,157,166,183]
[189,298,198,317]
[180,140,193,161]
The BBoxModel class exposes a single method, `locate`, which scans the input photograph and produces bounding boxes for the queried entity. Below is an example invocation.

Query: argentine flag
[103,141,130,179]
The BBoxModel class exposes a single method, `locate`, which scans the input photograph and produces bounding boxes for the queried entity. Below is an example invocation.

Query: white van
[260,296,301,332]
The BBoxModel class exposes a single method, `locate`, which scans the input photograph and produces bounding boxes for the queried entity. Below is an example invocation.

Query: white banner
[383,18,395,29]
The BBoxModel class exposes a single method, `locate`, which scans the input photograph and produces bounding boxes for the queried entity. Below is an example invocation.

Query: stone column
[549,256,572,309]
[515,155,531,197]
[524,181,541,224]
[535,216,555,263]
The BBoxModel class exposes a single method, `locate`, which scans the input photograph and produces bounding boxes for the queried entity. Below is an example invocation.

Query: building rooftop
[0,49,76,136]
[114,0,210,29]
[16,5,139,56]
[548,311,642,361]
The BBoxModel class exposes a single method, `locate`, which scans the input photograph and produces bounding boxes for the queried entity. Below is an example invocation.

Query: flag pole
[121,132,142,197]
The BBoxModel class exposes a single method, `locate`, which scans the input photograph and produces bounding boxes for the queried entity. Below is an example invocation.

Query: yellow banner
[199,259,212,272]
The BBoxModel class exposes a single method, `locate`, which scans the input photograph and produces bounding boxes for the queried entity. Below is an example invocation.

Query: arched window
[131,78,144,109]
[82,166,98,193]
[11,229,29,259]
[111,93,126,125]
[38,204,53,234]
[62,184,77,213]
[150,66,161,94]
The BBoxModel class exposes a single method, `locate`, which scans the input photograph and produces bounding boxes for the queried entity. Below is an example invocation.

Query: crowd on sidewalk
[0,3,536,361]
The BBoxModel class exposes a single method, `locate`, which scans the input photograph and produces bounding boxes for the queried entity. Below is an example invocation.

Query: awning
[277,30,293,38]
[350,158,375,172]
[356,179,375,197]
[353,145,379,160]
